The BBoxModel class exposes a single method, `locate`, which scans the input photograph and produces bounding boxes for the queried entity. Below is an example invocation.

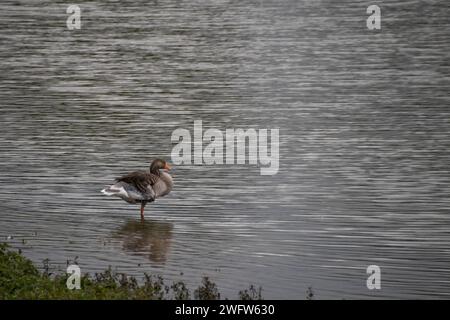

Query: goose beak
[164,163,171,171]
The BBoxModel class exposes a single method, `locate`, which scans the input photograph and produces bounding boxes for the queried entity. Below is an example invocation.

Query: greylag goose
[101,159,173,219]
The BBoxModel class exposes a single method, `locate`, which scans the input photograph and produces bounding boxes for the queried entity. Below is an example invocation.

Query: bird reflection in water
[114,219,173,264]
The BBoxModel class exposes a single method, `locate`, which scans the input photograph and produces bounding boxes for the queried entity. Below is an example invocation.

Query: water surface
[0,0,449,299]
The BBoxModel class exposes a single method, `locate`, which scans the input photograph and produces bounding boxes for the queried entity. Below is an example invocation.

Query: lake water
[0,0,449,299]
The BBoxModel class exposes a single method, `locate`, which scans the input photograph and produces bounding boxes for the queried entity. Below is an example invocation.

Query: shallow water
[0,0,449,299]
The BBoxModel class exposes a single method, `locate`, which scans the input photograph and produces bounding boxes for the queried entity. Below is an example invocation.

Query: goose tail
[101,184,126,197]
[101,187,115,196]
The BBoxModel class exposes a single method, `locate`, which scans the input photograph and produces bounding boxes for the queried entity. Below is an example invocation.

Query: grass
[0,243,262,300]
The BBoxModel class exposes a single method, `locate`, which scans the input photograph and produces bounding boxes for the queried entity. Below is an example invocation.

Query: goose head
[150,158,171,175]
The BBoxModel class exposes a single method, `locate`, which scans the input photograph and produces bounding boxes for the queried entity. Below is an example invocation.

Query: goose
[101,159,173,220]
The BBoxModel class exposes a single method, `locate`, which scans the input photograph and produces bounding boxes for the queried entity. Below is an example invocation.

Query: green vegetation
[0,244,262,300]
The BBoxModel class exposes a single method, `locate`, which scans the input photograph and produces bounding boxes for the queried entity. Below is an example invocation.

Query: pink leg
[140,202,145,220]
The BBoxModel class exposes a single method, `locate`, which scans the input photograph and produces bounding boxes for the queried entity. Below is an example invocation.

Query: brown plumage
[102,159,173,220]
[115,171,160,195]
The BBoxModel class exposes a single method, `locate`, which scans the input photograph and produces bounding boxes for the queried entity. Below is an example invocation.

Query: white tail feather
[101,185,127,197]
[101,187,115,196]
